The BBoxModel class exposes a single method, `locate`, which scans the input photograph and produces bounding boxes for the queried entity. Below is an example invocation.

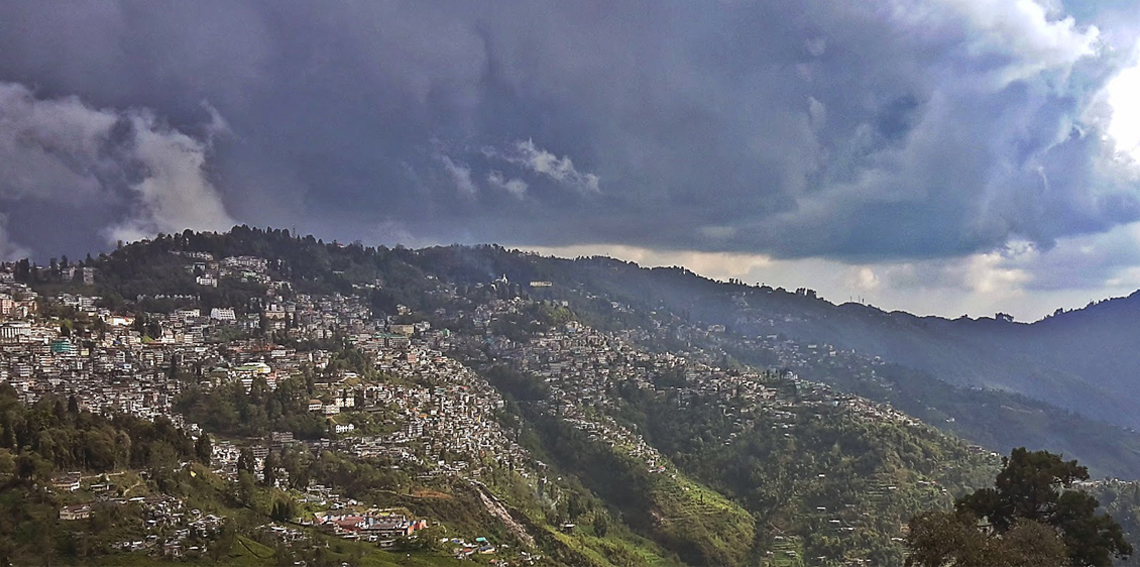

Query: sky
[1,1,1140,321]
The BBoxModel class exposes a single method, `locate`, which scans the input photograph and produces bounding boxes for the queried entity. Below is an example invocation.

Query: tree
[270,498,295,522]
[593,513,610,538]
[15,453,50,483]
[195,433,213,465]
[237,448,256,474]
[906,510,1070,567]
[0,413,14,449]
[907,448,1132,567]
[958,448,1088,531]
[208,519,237,563]
[236,470,256,507]
[289,462,310,490]
[274,544,296,567]
[262,451,278,487]
[905,509,988,567]
[999,520,1080,567]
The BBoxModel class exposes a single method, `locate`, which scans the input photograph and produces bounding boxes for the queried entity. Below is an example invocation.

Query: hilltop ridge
[3,226,1140,565]
[13,227,1140,476]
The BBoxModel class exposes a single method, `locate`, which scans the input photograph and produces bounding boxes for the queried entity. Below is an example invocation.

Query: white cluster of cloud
[1103,57,1140,163]
[0,81,234,251]
[492,139,600,194]
[938,0,1101,85]
[440,155,478,199]
[0,83,116,201]
[487,171,528,199]
[438,139,597,201]
[108,109,236,242]
[814,220,1140,318]
[0,214,29,262]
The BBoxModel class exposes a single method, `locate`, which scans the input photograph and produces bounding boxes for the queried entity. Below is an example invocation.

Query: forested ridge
[5,226,1138,566]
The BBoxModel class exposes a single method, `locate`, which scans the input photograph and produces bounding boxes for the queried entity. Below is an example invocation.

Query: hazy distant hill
[369,244,1140,476]
[481,252,1140,432]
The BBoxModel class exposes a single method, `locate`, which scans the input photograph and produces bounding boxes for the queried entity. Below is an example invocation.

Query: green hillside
[9,226,1137,565]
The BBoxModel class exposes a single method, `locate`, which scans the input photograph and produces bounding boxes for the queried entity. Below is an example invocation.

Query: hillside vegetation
[11,226,1139,565]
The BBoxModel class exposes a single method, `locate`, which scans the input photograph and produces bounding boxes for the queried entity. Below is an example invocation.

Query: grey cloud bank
[1,1,1139,317]
[0,81,233,258]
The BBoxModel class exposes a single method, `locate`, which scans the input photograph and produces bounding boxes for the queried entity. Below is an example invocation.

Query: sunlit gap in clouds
[1106,48,1140,162]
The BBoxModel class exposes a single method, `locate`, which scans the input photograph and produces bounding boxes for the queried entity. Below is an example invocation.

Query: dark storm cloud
[0,0,1137,261]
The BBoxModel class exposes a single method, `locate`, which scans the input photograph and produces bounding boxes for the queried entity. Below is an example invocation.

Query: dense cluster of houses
[53,474,224,559]
[315,510,427,543]
[345,340,527,474]
[0,251,1002,565]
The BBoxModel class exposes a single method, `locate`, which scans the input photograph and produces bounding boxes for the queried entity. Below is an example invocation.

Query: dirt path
[471,480,535,548]
[122,479,143,496]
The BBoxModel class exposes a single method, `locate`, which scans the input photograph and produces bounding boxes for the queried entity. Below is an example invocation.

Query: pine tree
[237,448,255,474]
[0,413,13,449]
[195,433,212,465]
[262,451,278,487]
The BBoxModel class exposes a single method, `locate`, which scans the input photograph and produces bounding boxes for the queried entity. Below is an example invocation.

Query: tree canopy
[906,448,1132,567]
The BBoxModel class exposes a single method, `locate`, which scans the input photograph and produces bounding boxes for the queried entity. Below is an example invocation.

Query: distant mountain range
[392,246,1136,425]
[360,244,1140,477]
[486,252,1140,476]
[730,287,1140,430]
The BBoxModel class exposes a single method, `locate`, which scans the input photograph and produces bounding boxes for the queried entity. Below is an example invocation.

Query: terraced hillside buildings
[0,233,1035,566]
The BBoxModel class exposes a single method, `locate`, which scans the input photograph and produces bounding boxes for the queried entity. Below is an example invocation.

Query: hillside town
[0,248,1008,566]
